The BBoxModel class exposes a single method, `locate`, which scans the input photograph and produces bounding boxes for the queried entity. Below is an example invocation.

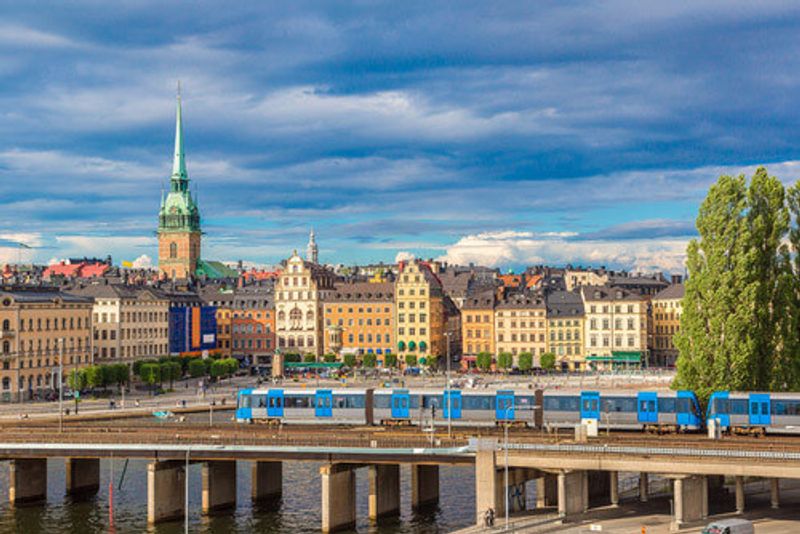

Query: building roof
[325,281,394,303]
[0,287,93,304]
[496,291,545,309]
[580,285,643,302]
[546,290,585,318]
[653,283,685,300]
[462,289,496,310]
[195,260,239,280]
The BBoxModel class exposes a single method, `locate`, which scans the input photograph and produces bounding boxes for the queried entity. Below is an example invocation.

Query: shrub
[303,354,317,363]
[476,352,492,371]
[540,352,556,370]
[518,352,533,372]
[426,355,439,369]
[343,353,357,368]
[384,353,398,368]
[405,354,418,367]
[323,353,337,363]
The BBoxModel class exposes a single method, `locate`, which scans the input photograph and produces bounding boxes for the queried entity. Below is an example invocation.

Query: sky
[2,1,800,274]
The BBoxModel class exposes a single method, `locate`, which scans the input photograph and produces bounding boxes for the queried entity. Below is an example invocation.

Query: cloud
[132,254,152,268]
[438,230,688,273]
[395,251,416,263]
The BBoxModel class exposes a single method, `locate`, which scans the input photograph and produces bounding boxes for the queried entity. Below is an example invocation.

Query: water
[0,459,478,533]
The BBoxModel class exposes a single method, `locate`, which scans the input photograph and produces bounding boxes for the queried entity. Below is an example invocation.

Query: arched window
[1,319,9,331]
[169,242,178,258]
[1,340,8,354]
[289,308,302,330]
[277,310,285,322]
[2,377,8,390]
[306,310,314,322]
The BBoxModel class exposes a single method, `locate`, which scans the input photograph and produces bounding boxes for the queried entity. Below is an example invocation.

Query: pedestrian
[488,507,495,527]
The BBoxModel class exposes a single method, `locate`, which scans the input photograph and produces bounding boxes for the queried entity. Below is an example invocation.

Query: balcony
[0,330,14,339]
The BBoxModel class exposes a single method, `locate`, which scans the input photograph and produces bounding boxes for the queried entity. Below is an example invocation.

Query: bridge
[0,418,799,532]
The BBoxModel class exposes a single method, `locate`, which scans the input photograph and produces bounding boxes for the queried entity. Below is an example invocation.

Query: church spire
[171,81,188,185]
[306,228,318,264]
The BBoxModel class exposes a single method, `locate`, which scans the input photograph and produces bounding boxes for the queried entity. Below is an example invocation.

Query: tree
[140,363,161,393]
[188,358,206,378]
[343,353,357,368]
[84,366,105,390]
[224,358,239,376]
[497,352,513,370]
[160,361,182,389]
[210,360,226,379]
[540,352,556,371]
[384,353,398,368]
[134,359,157,377]
[476,352,492,371]
[518,352,533,372]
[405,354,417,367]
[363,353,377,368]
[67,369,87,392]
[111,364,129,391]
[303,353,316,363]
[674,168,795,401]
[323,353,337,363]
[426,355,439,370]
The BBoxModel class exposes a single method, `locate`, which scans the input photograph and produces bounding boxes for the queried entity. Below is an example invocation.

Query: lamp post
[59,338,64,433]
[504,405,511,531]
[444,332,452,438]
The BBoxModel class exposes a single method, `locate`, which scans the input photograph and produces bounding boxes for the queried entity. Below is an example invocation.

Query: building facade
[323,281,394,363]
[545,290,585,371]
[461,289,495,356]
[275,252,337,357]
[494,292,547,366]
[650,283,684,367]
[581,285,648,368]
[0,288,93,402]
[394,260,445,360]
[231,283,276,366]
[158,93,201,279]
[164,292,217,356]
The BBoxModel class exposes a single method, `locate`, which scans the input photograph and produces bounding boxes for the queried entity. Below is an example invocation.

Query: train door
[676,391,696,427]
[580,391,600,420]
[749,393,771,426]
[315,390,333,418]
[637,392,658,424]
[444,390,462,420]
[391,389,410,419]
[267,389,284,418]
[496,390,515,421]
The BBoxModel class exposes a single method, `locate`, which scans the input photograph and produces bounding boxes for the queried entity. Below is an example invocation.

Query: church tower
[158,88,201,279]
[306,228,318,264]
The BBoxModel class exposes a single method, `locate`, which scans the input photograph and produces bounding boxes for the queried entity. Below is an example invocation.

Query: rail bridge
[1,421,799,531]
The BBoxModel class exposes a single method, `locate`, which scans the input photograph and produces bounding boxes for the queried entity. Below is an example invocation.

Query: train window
[773,401,786,415]
[374,396,391,408]
[659,398,676,413]
[423,396,442,408]
[730,399,747,415]
[602,397,636,413]
[676,398,691,413]
[240,395,251,409]
[409,396,420,409]
[713,398,729,413]
[544,396,580,412]
[463,395,493,410]
[285,396,311,408]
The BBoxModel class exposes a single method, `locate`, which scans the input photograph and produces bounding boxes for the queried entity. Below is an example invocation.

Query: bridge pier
[536,473,557,508]
[65,458,100,497]
[588,470,610,507]
[411,464,439,510]
[9,458,47,504]
[320,463,357,533]
[639,472,649,502]
[770,478,780,509]
[202,460,236,514]
[252,461,282,503]
[368,464,400,521]
[557,470,588,518]
[735,476,745,513]
[147,460,185,524]
[671,475,705,530]
[609,471,619,507]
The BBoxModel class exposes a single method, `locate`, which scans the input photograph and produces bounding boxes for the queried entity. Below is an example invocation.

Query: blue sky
[2,1,800,273]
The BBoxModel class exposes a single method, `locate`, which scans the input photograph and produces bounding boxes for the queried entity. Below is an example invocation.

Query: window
[169,242,177,258]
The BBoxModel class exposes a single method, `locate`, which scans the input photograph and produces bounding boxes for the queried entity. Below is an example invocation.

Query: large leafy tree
[675,168,798,401]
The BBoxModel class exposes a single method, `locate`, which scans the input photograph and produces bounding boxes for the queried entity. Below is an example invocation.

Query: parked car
[702,518,754,534]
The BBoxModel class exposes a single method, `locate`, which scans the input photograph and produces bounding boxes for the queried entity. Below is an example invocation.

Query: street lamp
[444,332,452,438]
[504,405,511,531]
[59,338,64,433]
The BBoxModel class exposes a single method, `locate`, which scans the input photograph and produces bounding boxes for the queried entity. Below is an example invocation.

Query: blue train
[707,391,800,435]
[235,387,704,432]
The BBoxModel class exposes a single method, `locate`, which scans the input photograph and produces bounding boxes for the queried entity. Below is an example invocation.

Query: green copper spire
[158,83,201,233]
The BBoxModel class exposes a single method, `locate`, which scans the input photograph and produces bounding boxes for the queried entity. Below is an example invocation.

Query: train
[235,387,705,432]
[706,391,800,435]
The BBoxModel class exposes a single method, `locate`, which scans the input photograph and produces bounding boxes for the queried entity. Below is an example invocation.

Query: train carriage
[236,388,372,425]
[707,391,800,435]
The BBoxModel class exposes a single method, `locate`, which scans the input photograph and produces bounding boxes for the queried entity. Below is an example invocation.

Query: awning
[284,362,344,369]
[585,352,641,363]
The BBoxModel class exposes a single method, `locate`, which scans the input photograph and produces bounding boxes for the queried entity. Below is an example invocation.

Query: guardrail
[499,442,800,460]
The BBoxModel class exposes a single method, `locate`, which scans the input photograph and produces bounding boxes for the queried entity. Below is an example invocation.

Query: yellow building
[651,283,683,367]
[394,260,445,360]
[494,292,547,366]
[0,288,93,402]
[323,281,394,363]
[545,290,585,370]
[461,289,495,356]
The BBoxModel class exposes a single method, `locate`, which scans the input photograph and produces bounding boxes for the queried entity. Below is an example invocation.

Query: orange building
[461,289,495,356]
[323,282,394,364]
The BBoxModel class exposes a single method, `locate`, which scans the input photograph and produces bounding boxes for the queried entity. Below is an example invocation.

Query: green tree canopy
[518,352,533,372]
[140,363,161,388]
[363,353,377,368]
[188,358,206,378]
[497,352,513,370]
[476,352,492,371]
[323,353,337,363]
[343,353,357,368]
[384,353,398,368]
[540,352,556,371]
[405,354,417,367]
[674,168,799,402]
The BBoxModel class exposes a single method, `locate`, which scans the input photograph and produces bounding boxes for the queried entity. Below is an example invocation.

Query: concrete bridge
[1,435,799,532]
